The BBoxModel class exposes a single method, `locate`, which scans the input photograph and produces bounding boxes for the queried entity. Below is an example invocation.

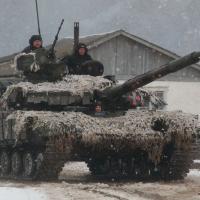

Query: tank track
[86,142,197,181]
[158,147,193,180]
[191,135,200,170]
[0,136,69,181]
[86,153,156,181]
[0,136,198,181]
[31,137,67,180]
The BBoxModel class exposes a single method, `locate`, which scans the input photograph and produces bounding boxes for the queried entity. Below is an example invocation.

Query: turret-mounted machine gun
[48,19,64,59]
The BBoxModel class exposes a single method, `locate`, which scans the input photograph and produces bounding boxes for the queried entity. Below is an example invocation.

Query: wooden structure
[56,30,200,81]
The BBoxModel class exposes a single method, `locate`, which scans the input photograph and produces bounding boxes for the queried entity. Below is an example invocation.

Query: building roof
[0,29,200,72]
[56,29,200,71]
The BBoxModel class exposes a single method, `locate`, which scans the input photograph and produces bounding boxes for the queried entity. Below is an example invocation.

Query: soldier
[22,35,43,53]
[62,43,93,74]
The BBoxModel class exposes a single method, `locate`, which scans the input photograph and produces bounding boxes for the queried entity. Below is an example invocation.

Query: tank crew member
[22,35,43,53]
[62,43,93,74]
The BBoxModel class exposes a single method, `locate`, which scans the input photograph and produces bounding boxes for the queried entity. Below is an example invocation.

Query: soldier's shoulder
[86,54,92,60]
[22,46,31,54]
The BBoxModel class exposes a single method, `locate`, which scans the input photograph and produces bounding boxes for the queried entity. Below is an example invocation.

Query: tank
[0,49,199,181]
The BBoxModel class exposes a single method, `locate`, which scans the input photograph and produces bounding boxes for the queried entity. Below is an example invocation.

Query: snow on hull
[2,75,113,107]
[7,110,197,164]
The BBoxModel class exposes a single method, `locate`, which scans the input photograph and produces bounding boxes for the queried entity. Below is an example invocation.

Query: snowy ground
[0,162,200,200]
[0,187,47,200]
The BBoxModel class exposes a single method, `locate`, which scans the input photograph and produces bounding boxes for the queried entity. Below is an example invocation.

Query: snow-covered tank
[0,49,199,180]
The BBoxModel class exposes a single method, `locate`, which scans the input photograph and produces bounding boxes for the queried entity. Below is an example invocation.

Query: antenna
[35,0,41,36]
[74,22,79,51]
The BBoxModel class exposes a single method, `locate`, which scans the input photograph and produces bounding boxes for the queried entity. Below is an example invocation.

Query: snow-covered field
[0,187,47,200]
[0,162,199,200]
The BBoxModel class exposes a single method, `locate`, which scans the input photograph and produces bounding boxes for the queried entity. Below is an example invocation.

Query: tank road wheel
[11,152,22,176]
[23,152,36,178]
[149,163,161,180]
[159,149,192,181]
[87,158,110,176]
[36,153,44,171]
[0,151,11,176]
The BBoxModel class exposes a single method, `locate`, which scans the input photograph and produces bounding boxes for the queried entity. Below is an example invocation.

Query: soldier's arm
[61,56,77,74]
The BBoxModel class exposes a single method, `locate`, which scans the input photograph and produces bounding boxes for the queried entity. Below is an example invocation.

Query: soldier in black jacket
[22,35,43,53]
[62,43,92,74]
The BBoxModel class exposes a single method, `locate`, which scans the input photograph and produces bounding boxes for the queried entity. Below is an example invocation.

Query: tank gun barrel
[98,51,200,100]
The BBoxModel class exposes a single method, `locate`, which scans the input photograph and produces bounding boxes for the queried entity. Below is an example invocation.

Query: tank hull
[0,110,197,181]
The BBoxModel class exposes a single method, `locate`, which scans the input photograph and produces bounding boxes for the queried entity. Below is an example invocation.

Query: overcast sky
[0,0,200,57]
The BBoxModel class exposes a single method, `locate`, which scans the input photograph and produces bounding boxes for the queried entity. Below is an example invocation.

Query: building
[0,30,200,114]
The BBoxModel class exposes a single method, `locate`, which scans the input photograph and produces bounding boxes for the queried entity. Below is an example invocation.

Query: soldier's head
[76,43,88,56]
[29,35,43,49]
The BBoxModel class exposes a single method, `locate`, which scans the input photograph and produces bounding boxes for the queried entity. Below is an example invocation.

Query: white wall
[145,81,200,115]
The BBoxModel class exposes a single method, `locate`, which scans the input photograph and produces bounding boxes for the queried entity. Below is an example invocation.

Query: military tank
[0,47,199,181]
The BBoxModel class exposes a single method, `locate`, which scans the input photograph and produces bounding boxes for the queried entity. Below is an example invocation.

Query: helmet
[76,43,88,54]
[29,35,43,46]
